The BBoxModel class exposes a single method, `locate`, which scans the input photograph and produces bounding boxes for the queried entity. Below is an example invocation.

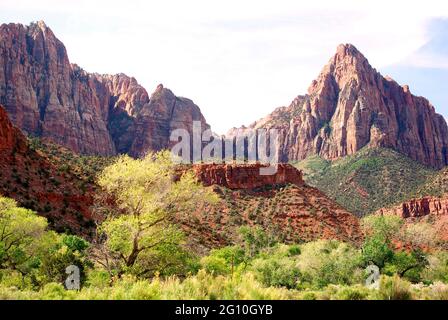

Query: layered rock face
[129,84,209,158]
[186,163,303,189]
[229,44,448,169]
[378,195,448,218]
[0,21,208,156]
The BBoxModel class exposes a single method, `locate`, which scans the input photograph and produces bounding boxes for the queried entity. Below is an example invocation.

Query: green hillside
[294,147,437,216]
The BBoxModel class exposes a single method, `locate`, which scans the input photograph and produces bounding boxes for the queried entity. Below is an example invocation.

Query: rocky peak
[129,84,210,157]
[308,43,374,96]
[233,44,448,168]
[0,21,209,157]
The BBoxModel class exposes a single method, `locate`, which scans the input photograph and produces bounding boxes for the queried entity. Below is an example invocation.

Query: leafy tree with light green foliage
[251,244,302,289]
[360,214,432,282]
[200,246,246,275]
[0,197,90,288]
[296,240,363,289]
[360,215,402,269]
[361,214,403,242]
[0,197,51,279]
[93,151,218,277]
[383,249,428,282]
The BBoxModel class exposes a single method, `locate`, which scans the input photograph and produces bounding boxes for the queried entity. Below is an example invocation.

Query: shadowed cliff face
[229,44,448,169]
[0,21,209,157]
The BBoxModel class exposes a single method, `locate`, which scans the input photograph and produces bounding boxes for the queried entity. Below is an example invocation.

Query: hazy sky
[1,0,448,134]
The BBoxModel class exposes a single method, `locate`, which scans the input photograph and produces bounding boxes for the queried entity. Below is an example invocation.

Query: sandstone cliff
[129,84,209,158]
[378,195,448,218]
[228,44,448,169]
[184,163,304,189]
[377,194,448,244]
[0,21,209,156]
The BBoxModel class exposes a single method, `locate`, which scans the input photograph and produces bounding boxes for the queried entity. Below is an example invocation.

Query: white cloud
[1,0,448,133]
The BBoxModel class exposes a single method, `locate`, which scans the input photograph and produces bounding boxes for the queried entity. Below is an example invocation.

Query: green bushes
[297,240,363,289]
[251,255,301,289]
[2,271,448,300]
[378,275,412,300]
[200,246,245,275]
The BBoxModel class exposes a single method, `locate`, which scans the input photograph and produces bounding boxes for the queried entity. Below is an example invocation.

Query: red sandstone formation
[176,163,361,246]
[377,195,448,244]
[378,195,448,218]
[0,105,27,153]
[0,104,94,236]
[228,44,448,169]
[188,163,303,189]
[0,21,209,157]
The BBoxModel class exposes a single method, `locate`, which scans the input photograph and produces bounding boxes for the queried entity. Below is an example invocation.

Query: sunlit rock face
[229,44,448,169]
[0,21,209,156]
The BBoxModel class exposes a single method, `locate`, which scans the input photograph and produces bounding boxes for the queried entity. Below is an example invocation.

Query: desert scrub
[377,275,413,300]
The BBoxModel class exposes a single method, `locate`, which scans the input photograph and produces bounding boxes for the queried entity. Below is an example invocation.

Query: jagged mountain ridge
[228,44,448,169]
[0,21,209,157]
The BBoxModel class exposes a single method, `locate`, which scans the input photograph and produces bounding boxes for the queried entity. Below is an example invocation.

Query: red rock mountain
[0,104,95,235]
[377,195,448,244]
[178,163,362,247]
[228,44,448,169]
[2,103,362,244]
[378,195,448,218]
[178,163,304,189]
[0,21,208,157]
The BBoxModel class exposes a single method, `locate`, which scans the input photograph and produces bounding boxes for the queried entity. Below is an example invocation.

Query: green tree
[200,246,246,275]
[0,197,89,288]
[297,240,363,289]
[93,151,218,277]
[361,235,394,268]
[0,197,49,278]
[383,249,428,282]
[361,214,403,242]
[251,244,302,289]
[38,234,91,285]
[360,215,402,269]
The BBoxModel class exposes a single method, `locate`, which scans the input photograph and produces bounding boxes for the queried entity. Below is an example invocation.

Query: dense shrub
[378,275,413,300]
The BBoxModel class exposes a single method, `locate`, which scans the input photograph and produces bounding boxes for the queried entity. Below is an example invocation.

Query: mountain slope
[0,21,209,157]
[177,163,362,249]
[295,147,436,216]
[229,44,448,169]
[0,104,97,235]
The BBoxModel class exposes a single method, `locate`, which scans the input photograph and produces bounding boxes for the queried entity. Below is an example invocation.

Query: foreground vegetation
[1,151,448,300]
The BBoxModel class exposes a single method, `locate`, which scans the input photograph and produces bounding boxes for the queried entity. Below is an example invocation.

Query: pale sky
[1,0,448,134]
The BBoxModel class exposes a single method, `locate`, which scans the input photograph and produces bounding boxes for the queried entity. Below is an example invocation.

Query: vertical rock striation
[229,44,448,169]
[0,21,209,156]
